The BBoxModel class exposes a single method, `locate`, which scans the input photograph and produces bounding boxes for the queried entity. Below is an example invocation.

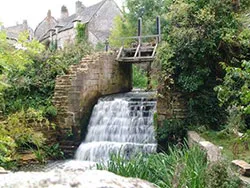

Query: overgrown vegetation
[0,26,91,168]
[202,130,250,163]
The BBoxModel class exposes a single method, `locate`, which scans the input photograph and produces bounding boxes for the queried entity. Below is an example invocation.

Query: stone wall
[53,52,132,156]
[157,89,188,126]
[57,28,76,49]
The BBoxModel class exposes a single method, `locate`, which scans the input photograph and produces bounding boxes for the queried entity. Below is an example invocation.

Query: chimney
[61,5,69,20]
[75,1,85,15]
[23,20,28,30]
[47,10,52,19]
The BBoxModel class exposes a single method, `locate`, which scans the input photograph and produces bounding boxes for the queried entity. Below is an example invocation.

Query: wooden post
[156,16,161,43]
[138,18,142,57]
[105,39,109,52]
[147,62,152,91]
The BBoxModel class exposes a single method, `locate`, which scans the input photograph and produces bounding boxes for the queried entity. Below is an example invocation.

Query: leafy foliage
[76,23,87,43]
[157,0,250,129]
[206,161,241,188]
[109,0,171,47]
[216,60,250,130]
[2,41,91,114]
[156,119,187,152]
[1,108,48,150]
[0,28,91,168]
[132,65,148,89]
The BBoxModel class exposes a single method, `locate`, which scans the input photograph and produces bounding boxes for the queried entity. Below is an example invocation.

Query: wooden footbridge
[116,17,161,63]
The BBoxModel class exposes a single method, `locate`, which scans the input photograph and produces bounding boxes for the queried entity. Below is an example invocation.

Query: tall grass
[97,145,207,188]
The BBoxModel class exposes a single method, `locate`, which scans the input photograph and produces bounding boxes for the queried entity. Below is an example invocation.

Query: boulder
[0,167,156,188]
[188,131,222,162]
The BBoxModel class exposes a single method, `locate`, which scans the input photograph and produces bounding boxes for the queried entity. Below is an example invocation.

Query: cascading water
[75,91,157,162]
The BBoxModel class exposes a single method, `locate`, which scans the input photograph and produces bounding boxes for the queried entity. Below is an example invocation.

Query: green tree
[109,0,171,47]
[157,0,250,129]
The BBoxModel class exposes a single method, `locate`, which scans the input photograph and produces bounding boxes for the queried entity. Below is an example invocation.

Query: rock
[0,169,156,188]
[188,131,222,162]
[199,141,222,162]
[232,160,250,177]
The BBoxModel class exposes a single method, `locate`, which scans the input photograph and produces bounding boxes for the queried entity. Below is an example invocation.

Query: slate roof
[40,0,107,41]
[34,16,58,41]
[5,23,33,41]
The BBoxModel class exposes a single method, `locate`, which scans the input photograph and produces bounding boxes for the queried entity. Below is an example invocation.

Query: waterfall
[75,92,157,162]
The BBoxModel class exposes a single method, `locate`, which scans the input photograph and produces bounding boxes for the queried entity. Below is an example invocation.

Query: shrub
[156,119,187,152]
[2,108,48,150]
[43,105,57,119]
[157,0,250,130]
[205,161,241,188]
[0,133,16,169]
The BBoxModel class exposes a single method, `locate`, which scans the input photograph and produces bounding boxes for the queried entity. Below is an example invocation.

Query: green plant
[156,0,250,130]
[206,161,241,188]
[156,119,187,152]
[132,65,148,89]
[215,60,250,131]
[0,134,16,169]
[33,149,46,164]
[76,23,87,43]
[3,108,48,150]
[97,144,207,188]
[43,144,64,160]
[2,41,91,115]
[44,105,57,119]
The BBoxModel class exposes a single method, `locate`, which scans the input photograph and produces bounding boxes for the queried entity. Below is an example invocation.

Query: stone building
[34,10,58,42]
[3,20,33,43]
[35,0,121,48]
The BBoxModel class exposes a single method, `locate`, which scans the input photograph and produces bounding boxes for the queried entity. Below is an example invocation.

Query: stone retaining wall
[52,52,132,156]
[157,89,187,126]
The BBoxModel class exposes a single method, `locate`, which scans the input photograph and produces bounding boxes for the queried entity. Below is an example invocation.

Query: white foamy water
[75,92,157,162]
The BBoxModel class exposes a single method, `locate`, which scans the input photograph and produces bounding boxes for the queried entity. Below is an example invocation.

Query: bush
[157,0,250,130]
[3,108,48,150]
[156,119,187,152]
[2,41,91,115]
[43,105,57,119]
[206,161,241,188]
[0,134,16,169]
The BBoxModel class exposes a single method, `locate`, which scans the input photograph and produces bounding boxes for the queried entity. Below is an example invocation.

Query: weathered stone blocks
[52,52,132,156]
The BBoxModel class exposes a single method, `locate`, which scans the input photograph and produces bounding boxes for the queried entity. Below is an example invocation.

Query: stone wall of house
[157,88,188,126]
[57,28,76,49]
[52,52,132,157]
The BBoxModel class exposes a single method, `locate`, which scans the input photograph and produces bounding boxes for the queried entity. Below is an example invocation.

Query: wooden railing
[116,34,161,63]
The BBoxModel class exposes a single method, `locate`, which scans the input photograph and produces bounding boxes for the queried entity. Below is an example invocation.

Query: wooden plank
[117,56,155,63]
[151,43,158,58]
[116,46,124,60]
[134,44,141,58]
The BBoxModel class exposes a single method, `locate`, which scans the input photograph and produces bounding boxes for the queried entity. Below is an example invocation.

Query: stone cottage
[35,0,121,48]
[3,20,33,44]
